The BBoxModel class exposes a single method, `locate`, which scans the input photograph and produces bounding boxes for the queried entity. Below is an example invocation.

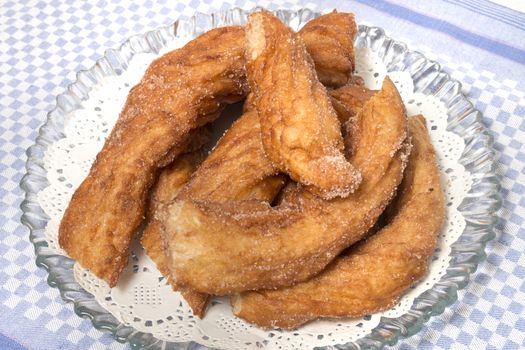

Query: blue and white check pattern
[1,0,524,349]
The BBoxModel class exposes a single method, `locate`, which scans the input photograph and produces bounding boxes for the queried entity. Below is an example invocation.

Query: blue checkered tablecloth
[1,0,524,349]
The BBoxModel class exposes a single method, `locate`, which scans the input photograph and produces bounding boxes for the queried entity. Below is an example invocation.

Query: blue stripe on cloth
[444,0,525,30]
[0,333,27,350]
[354,0,525,64]
[458,0,525,17]
[454,0,525,19]
[453,0,525,27]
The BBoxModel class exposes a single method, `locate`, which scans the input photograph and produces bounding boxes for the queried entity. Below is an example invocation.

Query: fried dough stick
[142,84,372,317]
[59,26,248,287]
[141,12,360,316]
[162,77,409,295]
[330,83,376,123]
[60,12,358,288]
[232,116,445,329]
[141,151,209,317]
[141,111,286,317]
[246,12,361,199]
[299,11,357,88]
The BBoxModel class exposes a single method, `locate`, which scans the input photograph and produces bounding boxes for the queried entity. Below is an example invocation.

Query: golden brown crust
[141,86,372,318]
[141,12,360,317]
[59,26,248,287]
[246,11,361,199]
[162,77,409,295]
[299,11,357,88]
[59,12,359,287]
[141,151,210,318]
[330,84,377,124]
[180,108,284,202]
[142,110,286,318]
[232,115,445,329]
[330,84,377,158]
[59,9,445,328]
[59,14,360,286]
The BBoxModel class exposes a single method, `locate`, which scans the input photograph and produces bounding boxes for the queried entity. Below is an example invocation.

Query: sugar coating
[162,75,410,295]
[245,11,361,200]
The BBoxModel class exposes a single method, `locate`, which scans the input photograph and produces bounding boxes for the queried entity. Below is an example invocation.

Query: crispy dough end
[142,221,210,318]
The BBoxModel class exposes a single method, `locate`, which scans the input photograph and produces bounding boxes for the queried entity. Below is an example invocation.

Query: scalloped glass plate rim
[20,7,501,350]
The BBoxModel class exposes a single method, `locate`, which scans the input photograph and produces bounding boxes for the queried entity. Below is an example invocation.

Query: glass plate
[20,8,501,350]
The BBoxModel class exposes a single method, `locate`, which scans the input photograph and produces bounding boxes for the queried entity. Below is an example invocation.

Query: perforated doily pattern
[37,27,470,350]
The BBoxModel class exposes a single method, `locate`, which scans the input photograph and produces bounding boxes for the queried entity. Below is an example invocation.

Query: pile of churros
[58,11,445,329]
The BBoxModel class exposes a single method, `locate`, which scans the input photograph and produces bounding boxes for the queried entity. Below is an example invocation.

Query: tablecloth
[1,0,524,349]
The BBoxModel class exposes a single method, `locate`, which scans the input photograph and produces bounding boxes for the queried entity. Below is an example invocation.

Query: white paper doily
[37,36,470,349]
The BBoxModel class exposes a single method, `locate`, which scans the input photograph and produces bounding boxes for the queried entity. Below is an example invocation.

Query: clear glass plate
[20,8,501,350]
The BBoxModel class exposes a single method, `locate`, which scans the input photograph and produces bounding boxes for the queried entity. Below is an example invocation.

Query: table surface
[1,0,525,349]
